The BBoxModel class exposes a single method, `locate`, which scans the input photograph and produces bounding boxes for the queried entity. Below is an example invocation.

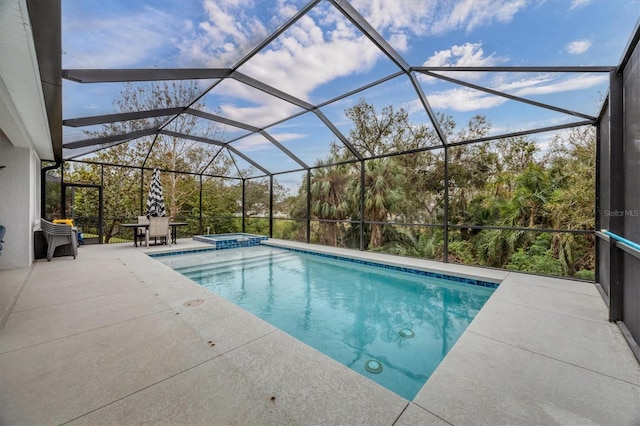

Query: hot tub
[192,233,267,249]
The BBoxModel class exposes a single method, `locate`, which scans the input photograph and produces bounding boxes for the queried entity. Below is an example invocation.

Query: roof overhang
[0,0,61,161]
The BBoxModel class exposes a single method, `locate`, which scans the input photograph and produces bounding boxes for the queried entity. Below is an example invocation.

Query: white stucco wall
[0,133,40,269]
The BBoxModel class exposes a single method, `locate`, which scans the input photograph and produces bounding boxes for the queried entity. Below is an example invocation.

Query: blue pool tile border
[149,246,219,257]
[147,240,500,289]
[150,242,499,289]
[260,243,499,289]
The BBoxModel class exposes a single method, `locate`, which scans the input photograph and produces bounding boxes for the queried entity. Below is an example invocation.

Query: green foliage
[56,90,597,279]
[573,269,595,281]
[286,99,596,278]
[506,234,564,276]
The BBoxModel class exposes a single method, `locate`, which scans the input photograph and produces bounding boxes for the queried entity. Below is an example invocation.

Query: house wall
[597,22,640,358]
[597,103,610,298]
[621,32,640,348]
[0,133,40,269]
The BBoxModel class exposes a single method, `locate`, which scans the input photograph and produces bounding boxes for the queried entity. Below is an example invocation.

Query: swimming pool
[156,245,497,400]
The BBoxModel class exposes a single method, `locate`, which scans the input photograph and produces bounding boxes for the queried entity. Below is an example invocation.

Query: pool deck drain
[0,238,638,425]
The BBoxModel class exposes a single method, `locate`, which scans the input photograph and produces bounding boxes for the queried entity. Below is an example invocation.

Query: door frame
[61,182,104,244]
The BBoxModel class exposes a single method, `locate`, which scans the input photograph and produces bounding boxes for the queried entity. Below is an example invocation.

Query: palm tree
[503,163,553,228]
[347,158,404,248]
[310,163,351,246]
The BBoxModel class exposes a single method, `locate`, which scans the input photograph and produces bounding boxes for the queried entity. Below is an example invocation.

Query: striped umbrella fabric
[146,168,166,218]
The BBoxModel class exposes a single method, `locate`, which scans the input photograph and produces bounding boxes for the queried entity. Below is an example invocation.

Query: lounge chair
[0,225,5,255]
[146,216,171,247]
[41,219,78,261]
[136,216,149,247]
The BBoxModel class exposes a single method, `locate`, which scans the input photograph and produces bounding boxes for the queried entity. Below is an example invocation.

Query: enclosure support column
[595,114,602,286]
[61,162,66,218]
[242,179,246,234]
[99,165,104,243]
[269,175,274,238]
[199,174,203,234]
[40,160,61,219]
[139,167,144,215]
[443,147,449,263]
[609,69,625,322]
[306,172,311,244]
[360,160,365,251]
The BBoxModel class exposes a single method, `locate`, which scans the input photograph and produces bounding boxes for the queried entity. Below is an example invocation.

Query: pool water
[158,245,495,400]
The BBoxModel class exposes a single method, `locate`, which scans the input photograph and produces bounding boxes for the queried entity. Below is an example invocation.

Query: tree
[64,81,238,241]
[310,162,350,246]
[345,158,404,248]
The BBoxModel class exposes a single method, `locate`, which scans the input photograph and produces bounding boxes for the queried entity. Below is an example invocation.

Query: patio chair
[0,225,5,255]
[137,216,149,247]
[41,219,78,261]
[146,216,171,247]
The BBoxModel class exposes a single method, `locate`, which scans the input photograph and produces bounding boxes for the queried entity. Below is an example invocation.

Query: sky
[61,0,640,186]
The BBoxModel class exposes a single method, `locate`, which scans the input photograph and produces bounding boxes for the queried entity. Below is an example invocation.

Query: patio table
[121,222,188,247]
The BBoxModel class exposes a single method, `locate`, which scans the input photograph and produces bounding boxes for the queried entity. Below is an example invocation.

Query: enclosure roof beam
[314,109,363,160]
[329,0,447,146]
[63,140,125,160]
[328,0,409,71]
[258,131,309,170]
[185,109,261,132]
[141,134,159,169]
[228,71,364,161]
[411,66,613,73]
[231,71,315,110]
[231,0,322,71]
[420,70,597,122]
[160,130,271,175]
[63,128,157,149]
[446,120,594,148]
[189,108,309,169]
[62,68,232,83]
[409,72,448,145]
[226,145,271,177]
[63,107,185,127]
[159,130,226,146]
[199,145,226,175]
[316,71,405,109]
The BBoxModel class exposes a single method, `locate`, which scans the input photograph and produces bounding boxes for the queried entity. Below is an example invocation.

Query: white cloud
[427,88,507,111]
[63,6,176,68]
[431,0,527,34]
[352,0,527,49]
[420,42,503,83]
[212,79,303,126]
[420,73,607,113]
[352,0,436,34]
[566,39,592,54]
[268,132,308,142]
[184,1,384,125]
[511,74,607,96]
[351,0,437,50]
[229,133,274,152]
[423,42,500,67]
[570,0,592,10]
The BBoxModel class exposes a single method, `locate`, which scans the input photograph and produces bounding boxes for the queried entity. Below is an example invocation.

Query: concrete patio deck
[0,239,638,425]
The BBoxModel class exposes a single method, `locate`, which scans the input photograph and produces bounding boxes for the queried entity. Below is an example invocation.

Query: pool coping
[150,241,500,289]
[2,238,638,424]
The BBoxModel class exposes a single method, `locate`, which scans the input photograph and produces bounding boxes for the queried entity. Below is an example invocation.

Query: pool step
[175,251,297,277]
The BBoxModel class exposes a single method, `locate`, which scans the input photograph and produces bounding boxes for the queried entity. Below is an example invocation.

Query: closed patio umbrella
[146,168,166,218]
